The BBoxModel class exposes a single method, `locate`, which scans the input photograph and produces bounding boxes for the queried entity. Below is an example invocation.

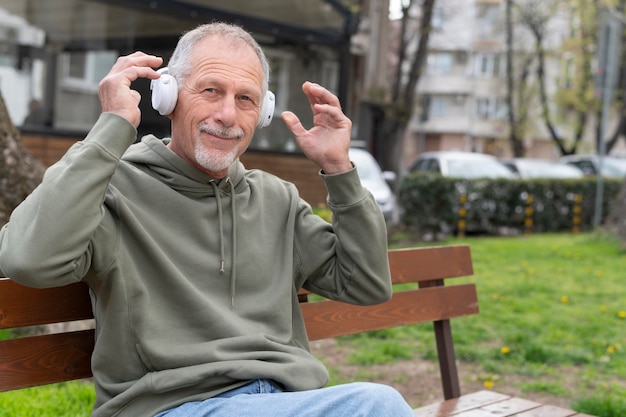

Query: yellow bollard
[457,194,468,238]
[572,194,582,233]
[524,195,534,235]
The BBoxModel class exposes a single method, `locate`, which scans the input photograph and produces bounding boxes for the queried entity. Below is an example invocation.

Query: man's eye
[205,88,216,93]
[240,95,252,102]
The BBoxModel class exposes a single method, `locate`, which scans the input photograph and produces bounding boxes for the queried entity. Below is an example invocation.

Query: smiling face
[167,34,264,178]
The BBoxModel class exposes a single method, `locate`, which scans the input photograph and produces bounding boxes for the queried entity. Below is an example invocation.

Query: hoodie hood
[122,134,244,306]
[122,135,248,195]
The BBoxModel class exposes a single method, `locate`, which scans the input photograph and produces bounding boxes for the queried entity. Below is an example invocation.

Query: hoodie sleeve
[297,167,392,306]
[0,113,137,287]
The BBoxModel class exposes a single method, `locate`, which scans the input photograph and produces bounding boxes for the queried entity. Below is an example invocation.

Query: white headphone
[150,67,275,128]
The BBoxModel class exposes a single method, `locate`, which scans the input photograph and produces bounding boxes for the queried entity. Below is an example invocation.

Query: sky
[389,0,403,20]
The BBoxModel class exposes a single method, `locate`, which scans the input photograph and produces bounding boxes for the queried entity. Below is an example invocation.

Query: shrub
[398,173,622,238]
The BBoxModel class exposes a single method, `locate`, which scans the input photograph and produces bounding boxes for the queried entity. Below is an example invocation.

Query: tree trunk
[0,93,45,227]
[505,0,526,157]
[377,0,436,175]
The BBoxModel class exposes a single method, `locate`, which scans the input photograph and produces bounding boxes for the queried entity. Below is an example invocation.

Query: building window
[320,60,339,95]
[427,52,452,75]
[61,51,117,92]
[266,50,293,115]
[475,96,508,119]
[430,96,446,118]
[476,97,491,119]
[474,53,504,77]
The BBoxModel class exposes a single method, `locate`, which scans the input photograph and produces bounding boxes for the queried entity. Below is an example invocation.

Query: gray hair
[167,22,270,97]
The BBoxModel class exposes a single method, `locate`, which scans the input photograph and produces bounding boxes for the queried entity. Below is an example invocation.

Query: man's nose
[214,96,237,126]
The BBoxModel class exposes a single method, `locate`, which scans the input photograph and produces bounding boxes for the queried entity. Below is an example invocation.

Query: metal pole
[594,13,620,229]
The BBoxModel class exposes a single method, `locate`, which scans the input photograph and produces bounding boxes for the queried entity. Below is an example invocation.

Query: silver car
[349,148,398,223]
[503,158,584,179]
[408,151,516,179]
[560,154,626,178]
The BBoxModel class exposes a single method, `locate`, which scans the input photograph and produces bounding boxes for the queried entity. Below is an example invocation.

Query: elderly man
[0,22,414,417]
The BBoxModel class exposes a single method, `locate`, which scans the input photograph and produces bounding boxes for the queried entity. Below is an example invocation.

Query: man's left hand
[281,82,352,174]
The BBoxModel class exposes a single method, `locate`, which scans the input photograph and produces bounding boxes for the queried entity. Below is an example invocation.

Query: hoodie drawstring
[228,179,237,307]
[210,179,237,307]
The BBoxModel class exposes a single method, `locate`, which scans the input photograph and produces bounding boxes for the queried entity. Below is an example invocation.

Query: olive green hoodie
[0,113,392,417]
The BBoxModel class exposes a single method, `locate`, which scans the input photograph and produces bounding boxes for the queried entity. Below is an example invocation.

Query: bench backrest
[0,245,477,399]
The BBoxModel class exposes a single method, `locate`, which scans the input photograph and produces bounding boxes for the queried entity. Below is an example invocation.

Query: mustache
[199,123,245,139]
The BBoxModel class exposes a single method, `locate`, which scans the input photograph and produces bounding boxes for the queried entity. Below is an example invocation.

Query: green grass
[462,232,625,375]
[571,382,626,417]
[2,232,625,416]
[0,382,95,417]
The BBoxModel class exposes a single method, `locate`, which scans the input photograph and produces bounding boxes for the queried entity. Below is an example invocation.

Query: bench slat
[389,245,472,284]
[0,245,473,330]
[0,279,92,329]
[0,329,94,391]
[302,284,478,341]
[412,390,588,417]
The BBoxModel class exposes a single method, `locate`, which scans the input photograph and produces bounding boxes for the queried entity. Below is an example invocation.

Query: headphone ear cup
[151,68,178,116]
[257,91,275,128]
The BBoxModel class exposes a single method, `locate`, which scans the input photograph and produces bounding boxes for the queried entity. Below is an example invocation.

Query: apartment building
[401,0,623,168]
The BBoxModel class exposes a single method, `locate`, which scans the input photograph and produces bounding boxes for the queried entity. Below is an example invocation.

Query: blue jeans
[155,379,415,417]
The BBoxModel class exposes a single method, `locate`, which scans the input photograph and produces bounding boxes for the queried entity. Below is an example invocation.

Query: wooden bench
[0,245,593,416]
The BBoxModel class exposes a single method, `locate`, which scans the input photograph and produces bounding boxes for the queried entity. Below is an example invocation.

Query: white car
[560,154,626,178]
[349,148,398,223]
[408,151,516,179]
[503,158,584,179]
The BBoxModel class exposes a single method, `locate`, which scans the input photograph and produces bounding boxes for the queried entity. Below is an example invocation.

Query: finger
[99,64,162,96]
[303,81,341,109]
[311,104,352,131]
[281,111,308,137]
[106,54,163,87]
[112,52,163,71]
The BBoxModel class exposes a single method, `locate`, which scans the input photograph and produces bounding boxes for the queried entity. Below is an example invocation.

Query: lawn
[1,232,625,416]
[325,231,626,416]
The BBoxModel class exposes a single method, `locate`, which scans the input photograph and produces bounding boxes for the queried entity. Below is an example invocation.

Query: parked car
[503,158,584,179]
[407,151,516,179]
[560,154,626,178]
[349,147,398,223]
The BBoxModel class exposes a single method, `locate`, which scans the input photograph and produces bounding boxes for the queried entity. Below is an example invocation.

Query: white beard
[194,123,246,173]
[194,145,240,173]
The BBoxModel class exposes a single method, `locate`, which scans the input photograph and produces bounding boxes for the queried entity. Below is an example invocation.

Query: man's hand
[281,82,352,174]
[98,52,163,128]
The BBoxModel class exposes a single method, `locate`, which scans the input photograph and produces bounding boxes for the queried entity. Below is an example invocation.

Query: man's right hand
[98,52,163,128]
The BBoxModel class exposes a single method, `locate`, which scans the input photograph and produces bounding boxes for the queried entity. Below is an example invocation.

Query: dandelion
[483,380,494,389]
[618,311,626,319]
[594,270,603,278]
[560,295,569,304]
[607,345,616,354]
[600,305,607,312]
[500,346,510,355]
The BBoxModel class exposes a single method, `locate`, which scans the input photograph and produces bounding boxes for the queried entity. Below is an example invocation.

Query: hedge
[398,172,623,237]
